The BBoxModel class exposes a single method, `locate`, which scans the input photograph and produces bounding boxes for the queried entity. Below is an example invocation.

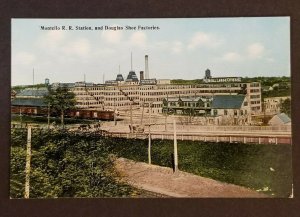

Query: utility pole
[47,103,50,129]
[148,102,152,165]
[25,125,32,198]
[173,118,178,173]
[140,102,145,126]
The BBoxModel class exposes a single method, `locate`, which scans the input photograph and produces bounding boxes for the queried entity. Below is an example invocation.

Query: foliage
[241,76,290,86]
[44,86,76,126]
[171,79,203,85]
[12,83,47,92]
[10,129,138,198]
[280,98,291,117]
[107,138,293,197]
[10,129,292,198]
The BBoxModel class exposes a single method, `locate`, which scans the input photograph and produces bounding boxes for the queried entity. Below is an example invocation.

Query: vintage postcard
[10,18,292,198]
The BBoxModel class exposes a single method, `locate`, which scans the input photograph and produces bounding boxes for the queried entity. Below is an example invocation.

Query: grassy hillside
[107,138,292,197]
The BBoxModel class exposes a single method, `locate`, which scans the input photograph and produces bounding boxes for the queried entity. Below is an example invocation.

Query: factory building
[69,77,261,116]
[51,55,262,122]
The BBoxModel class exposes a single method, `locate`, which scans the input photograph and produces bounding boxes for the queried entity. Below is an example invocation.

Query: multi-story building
[66,70,262,116]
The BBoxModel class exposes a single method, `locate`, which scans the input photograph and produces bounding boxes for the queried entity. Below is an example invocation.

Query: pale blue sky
[11,18,290,85]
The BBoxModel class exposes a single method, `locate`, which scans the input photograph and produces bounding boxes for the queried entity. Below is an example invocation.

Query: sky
[11,18,290,86]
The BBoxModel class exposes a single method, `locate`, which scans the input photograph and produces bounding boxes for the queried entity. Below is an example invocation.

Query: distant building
[11,88,49,115]
[49,69,261,119]
[162,95,251,125]
[45,78,50,85]
[204,69,212,79]
[15,88,49,98]
[140,79,157,85]
[157,79,171,85]
[268,113,291,126]
[264,96,290,115]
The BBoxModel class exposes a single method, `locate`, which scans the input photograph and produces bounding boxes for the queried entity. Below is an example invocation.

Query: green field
[106,138,293,197]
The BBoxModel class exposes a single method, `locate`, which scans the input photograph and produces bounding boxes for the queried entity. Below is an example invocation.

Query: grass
[106,138,293,197]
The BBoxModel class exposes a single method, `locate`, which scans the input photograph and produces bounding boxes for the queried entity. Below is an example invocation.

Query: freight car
[11,105,114,121]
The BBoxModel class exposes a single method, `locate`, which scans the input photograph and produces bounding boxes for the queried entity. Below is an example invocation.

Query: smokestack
[140,71,144,81]
[145,55,149,79]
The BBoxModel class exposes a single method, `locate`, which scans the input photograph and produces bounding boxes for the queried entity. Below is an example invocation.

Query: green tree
[44,86,76,126]
[10,129,138,198]
[280,98,291,117]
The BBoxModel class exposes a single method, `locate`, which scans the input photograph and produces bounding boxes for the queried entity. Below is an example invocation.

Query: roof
[165,97,180,102]
[116,74,124,81]
[211,95,245,109]
[11,98,47,107]
[16,88,48,97]
[180,97,203,102]
[275,113,291,124]
[126,71,139,82]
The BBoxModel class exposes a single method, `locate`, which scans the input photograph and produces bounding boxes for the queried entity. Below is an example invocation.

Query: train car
[11,100,114,121]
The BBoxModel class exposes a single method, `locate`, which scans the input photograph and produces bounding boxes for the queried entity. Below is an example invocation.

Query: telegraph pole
[47,103,50,129]
[140,102,145,126]
[24,125,32,198]
[173,118,178,172]
[148,102,152,165]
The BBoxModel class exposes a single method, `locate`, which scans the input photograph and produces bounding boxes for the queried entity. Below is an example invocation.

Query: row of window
[213,109,248,116]
[251,100,261,105]
[250,89,260,93]
[250,94,260,99]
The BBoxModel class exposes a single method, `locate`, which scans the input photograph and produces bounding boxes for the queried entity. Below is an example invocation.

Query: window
[234,110,237,116]
[224,110,228,115]
[214,110,218,116]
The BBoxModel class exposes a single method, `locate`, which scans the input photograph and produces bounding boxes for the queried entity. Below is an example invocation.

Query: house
[268,113,291,126]
[162,96,211,115]
[11,98,48,115]
[210,95,251,125]
[11,88,49,115]
[162,95,251,125]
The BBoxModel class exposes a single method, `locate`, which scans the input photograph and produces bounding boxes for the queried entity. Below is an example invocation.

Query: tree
[44,86,76,126]
[280,98,291,117]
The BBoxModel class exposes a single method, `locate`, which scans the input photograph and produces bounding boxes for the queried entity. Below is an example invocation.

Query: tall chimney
[140,71,144,80]
[145,55,149,79]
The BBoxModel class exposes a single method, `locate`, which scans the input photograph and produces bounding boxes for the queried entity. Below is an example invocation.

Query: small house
[268,113,291,126]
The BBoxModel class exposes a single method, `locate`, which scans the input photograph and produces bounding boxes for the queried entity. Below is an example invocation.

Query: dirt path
[115,158,267,198]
